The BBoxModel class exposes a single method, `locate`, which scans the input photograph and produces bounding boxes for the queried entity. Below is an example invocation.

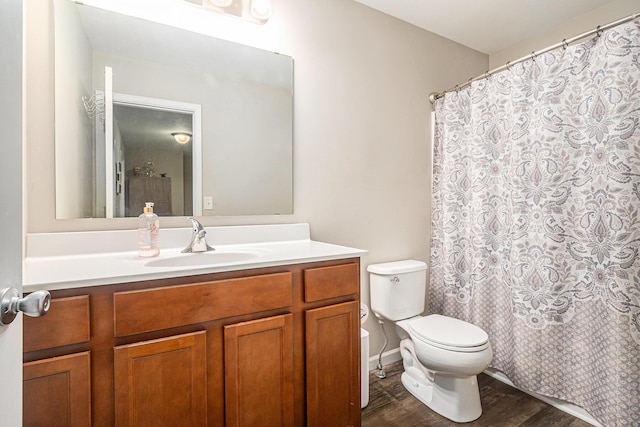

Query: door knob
[0,287,51,326]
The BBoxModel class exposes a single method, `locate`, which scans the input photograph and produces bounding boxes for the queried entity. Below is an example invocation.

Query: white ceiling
[354,0,622,54]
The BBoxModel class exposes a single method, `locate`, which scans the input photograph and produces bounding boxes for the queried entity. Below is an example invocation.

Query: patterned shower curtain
[430,20,640,427]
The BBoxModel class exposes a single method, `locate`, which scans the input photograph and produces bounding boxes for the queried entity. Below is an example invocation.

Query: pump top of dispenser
[143,202,154,213]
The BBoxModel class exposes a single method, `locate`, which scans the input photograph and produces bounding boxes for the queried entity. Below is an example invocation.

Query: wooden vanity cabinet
[23,258,361,427]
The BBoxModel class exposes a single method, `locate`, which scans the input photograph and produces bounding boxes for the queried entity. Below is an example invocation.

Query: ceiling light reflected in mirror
[172,132,192,144]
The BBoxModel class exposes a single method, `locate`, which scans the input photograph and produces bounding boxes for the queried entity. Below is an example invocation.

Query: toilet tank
[368,260,427,321]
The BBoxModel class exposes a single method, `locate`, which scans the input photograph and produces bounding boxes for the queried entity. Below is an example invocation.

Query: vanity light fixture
[184,0,272,24]
[171,132,192,144]
[250,0,272,20]
[207,0,232,7]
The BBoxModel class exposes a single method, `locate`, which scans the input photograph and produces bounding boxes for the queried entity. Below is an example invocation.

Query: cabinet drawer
[24,295,90,352]
[304,263,359,303]
[114,272,293,337]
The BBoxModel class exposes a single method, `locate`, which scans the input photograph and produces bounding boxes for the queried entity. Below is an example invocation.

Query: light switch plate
[204,196,213,210]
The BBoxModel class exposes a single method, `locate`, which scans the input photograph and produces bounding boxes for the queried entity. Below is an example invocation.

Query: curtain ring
[596,25,603,37]
[506,61,512,71]
[562,39,568,50]
[484,71,490,81]
[455,84,460,92]
[531,51,536,62]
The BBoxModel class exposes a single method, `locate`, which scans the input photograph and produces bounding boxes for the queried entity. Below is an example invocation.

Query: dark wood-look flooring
[362,361,593,427]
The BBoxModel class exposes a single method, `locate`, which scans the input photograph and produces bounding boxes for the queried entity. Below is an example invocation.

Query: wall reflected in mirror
[54,0,293,219]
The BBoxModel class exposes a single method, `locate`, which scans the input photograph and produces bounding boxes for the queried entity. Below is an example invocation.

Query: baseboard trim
[367,347,602,427]
[483,368,603,427]
[368,347,401,372]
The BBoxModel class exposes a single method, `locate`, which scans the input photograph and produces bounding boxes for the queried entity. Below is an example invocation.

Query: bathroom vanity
[22,224,366,427]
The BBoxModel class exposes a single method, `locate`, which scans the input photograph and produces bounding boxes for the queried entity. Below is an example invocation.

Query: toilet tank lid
[367,260,427,275]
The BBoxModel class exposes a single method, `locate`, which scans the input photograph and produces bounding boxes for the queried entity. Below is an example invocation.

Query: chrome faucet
[182,217,215,253]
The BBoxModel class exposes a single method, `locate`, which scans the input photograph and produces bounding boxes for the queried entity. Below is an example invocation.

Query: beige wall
[25,0,488,356]
[491,0,639,68]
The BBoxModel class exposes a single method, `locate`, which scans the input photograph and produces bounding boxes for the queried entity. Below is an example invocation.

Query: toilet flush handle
[390,276,400,284]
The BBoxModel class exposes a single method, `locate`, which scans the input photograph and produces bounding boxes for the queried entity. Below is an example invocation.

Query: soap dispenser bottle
[138,202,160,257]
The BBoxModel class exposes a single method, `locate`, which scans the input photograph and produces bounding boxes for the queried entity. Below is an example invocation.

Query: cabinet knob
[0,287,51,326]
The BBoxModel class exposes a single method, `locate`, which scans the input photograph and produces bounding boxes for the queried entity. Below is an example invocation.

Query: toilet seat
[406,314,489,353]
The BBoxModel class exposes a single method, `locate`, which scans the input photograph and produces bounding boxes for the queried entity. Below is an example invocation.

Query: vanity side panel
[113,272,293,336]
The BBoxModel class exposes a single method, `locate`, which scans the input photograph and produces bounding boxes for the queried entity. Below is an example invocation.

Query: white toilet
[368,260,493,423]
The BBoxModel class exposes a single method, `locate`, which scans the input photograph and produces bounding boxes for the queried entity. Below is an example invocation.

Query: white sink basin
[145,250,264,268]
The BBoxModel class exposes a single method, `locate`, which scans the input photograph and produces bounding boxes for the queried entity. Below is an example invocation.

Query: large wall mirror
[54,0,293,219]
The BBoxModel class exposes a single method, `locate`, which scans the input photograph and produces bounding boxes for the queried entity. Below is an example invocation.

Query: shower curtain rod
[429,11,640,104]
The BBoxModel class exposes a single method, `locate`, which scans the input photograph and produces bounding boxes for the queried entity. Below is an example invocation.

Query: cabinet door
[114,331,206,427]
[224,314,294,427]
[23,351,91,427]
[306,301,360,427]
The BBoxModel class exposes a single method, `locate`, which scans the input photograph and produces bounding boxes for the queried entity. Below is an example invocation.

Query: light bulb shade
[250,0,272,20]
[208,0,233,7]
[172,132,192,144]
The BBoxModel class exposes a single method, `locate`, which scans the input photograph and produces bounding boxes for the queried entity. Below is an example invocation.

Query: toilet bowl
[397,314,491,375]
[368,260,493,423]
[396,314,493,422]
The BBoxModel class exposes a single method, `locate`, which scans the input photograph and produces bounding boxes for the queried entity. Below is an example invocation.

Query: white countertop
[24,223,367,292]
